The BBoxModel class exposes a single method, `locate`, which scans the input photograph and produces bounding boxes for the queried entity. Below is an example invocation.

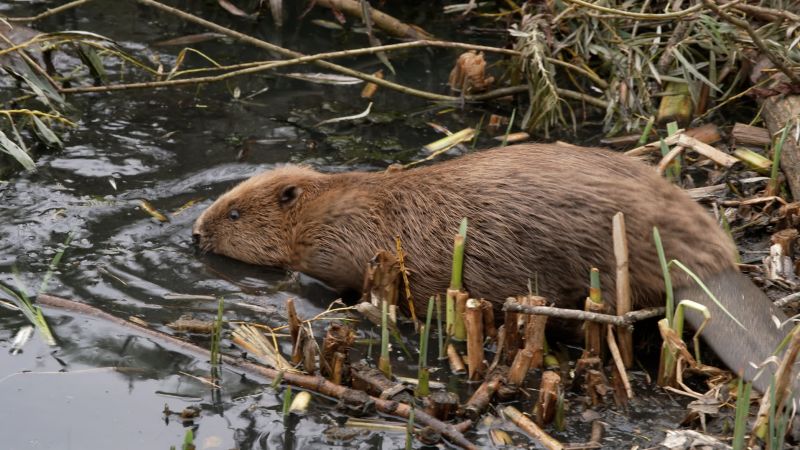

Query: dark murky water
[0,2,688,449]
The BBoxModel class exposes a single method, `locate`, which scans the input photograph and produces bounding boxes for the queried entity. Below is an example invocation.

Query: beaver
[193,143,790,392]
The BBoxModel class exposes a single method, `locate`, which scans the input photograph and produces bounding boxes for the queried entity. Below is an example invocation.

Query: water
[0,2,687,449]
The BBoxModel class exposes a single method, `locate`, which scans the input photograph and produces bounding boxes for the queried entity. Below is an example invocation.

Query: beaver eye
[228,209,240,221]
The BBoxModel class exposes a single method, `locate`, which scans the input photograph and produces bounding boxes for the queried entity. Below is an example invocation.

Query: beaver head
[192,165,321,267]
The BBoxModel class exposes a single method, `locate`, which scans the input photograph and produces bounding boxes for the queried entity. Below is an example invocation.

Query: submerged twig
[3,0,94,22]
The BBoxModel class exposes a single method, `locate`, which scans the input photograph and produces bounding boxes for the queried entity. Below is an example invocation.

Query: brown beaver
[193,143,790,392]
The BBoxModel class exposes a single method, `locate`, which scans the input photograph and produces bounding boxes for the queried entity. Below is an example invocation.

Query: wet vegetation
[1,0,800,449]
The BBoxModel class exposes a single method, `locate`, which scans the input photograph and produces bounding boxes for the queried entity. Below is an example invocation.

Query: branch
[314,0,433,40]
[702,0,800,86]
[2,0,93,23]
[136,0,455,101]
[35,294,478,450]
[503,297,665,328]
[563,0,704,20]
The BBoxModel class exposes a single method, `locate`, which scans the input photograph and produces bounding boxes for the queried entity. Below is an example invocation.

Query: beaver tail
[676,269,790,393]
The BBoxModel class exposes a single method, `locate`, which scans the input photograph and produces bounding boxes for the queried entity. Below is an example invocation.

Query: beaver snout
[191,218,210,251]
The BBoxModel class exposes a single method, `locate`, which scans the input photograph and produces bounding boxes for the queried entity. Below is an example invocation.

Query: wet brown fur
[194,143,790,391]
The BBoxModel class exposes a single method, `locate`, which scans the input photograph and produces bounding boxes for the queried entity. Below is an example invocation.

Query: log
[732,122,771,147]
[759,95,800,199]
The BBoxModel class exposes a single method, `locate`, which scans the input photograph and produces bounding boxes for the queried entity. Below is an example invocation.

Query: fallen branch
[34,293,477,450]
[502,297,664,327]
[563,0,704,20]
[55,18,607,109]
[626,133,739,168]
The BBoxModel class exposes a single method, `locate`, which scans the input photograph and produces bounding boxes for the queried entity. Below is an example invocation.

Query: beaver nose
[192,233,201,246]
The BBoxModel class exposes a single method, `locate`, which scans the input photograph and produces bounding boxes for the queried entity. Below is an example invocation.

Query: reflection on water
[0,2,453,448]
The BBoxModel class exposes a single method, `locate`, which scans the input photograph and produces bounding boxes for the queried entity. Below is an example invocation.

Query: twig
[34,293,477,450]
[702,0,800,86]
[606,325,633,399]
[0,32,61,93]
[721,0,800,24]
[563,0,704,20]
[61,40,490,96]
[548,58,608,90]
[3,0,93,22]
[0,109,75,126]
[503,406,564,450]
[62,3,609,109]
[774,291,800,308]
[137,0,455,101]
[59,42,606,110]
[502,298,665,327]
[656,145,686,175]
[467,84,608,109]
[315,0,433,40]
[657,21,689,73]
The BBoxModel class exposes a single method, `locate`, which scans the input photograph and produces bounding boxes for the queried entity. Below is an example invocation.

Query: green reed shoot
[589,268,602,304]
[446,218,468,339]
[769,123,791,195]
[637,116,655,145]
[732,377,752,450]
[500,108,517,147]
[270,370,284,389]
[405,407,415,450]
[436,295,444,360]
[654,226,739,386]
[653,227,674,325]
[555,391,565,432]
[416,296,435,397]
[282,385,293,417]
[40,232,73,293]
[1,232,73,346]
[210,297,224,382]
[766,378,790,449]
[182,428,195,450]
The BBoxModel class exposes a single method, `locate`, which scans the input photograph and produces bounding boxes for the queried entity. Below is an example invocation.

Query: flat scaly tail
[676,269,791,393]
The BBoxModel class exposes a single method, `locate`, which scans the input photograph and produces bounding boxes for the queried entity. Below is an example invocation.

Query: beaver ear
[278,185,302,208]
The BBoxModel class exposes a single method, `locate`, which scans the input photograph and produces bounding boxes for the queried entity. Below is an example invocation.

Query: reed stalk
[768,124,791,196]
[447,218,468,340]
[282,385,293,417]
[583,269,604,358]
[416,297,435,397]
[405,407,415,450]
[436,295,444,360]
[379,297,392,378]
[588,268,602,304]
[210,296,224,382]
[465,298,485,381]
[732,377,752,450]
